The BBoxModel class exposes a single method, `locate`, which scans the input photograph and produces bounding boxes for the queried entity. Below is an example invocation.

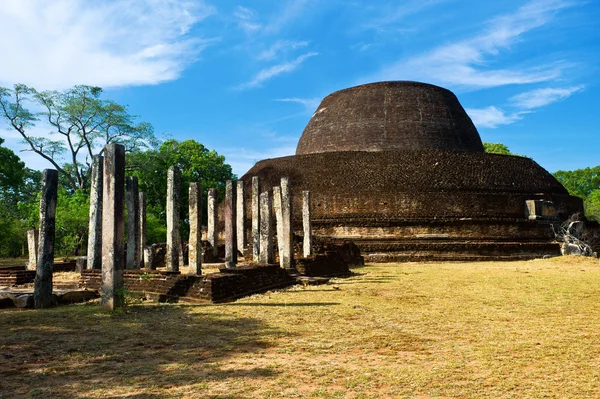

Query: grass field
[1,256,600,398]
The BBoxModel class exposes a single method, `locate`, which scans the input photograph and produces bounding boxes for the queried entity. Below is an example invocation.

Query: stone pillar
[34,169,58,309]
[76,256,87,273]
[207,188,218,258]
[144,244,155,270]
[236,180,245,252]
[273,186,284,267]
[259,191,274,264]
[26,229,38,271]
[138,192,146,267]
[302,191,312,258]
[251,176,261,263]
[280,177,294,269]
[189,183,202,275]
[224,180,237,267]
[166,166,180,272]
[126,176,140,269]
[101,144,125,311]
[87,155,103,269]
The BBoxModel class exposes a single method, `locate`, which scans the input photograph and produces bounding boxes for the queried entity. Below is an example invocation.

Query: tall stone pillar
[34,169,58,309]
[26,229,38,271]
[280,177,294,269]
[87,155,103,269]
[236,180,245,252]
[224,180,237,267]
[207,188,218,258]
[273,186,284,267]
[138,192,147,267]
[189,183,202,275]
[251,176,261,263]
[126,176,140,269]
[166,166,180,272]
[259,191,274,264]
[302,191,312,258]
[101,144,125,311]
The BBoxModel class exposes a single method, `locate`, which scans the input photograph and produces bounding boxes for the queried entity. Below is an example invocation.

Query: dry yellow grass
[1,256,600,398]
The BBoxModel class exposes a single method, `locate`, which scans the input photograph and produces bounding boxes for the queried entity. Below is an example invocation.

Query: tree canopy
[127,139,236,243]
[0,84,157,192]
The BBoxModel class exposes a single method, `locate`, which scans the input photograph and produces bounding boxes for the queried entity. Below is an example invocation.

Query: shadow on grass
[0,302,286,398]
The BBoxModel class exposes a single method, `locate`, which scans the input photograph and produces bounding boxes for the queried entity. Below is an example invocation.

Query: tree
[584,190,600,222]
[553,166,600,199]
[0,84,157,192]
[127,139,236,242]
[482,142,528,157]
[0,137,26,192]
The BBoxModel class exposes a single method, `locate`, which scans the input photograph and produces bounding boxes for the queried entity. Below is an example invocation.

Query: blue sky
[0,0,598,176]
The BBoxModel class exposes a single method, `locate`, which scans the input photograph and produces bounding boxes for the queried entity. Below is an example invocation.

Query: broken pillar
[126,176,140,269]
[189,182,202,274]
[166,166,180,272]
[224,180,237,267]
[144,244,156,270]
[34,169,58,309]
[236,180,245,252]
[26,229,38,271]
[251,176,260,263]
[87,155,103,269]
[280,177,294,269]
[259,191,274,264]
[303,190,312,258]
[101,144,125,311]
[273,186,284,267]
[138,192,147,267]
[207,188,218,258]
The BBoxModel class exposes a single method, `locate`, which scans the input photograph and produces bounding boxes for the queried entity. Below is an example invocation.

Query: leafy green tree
[0,137,26,192]
[127,139,236,242]
[553,166,600,199]
[482,142,527,157]
[0,84,157,192]
[584,190,600,222]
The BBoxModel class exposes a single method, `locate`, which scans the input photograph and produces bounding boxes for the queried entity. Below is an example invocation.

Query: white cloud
[0,0,217,90]
[233,6,262,34]
[367,0,574,89]
[238,52,318,89]
[510,86,583,109]
[264,0,313,34]
[275,97,321,112]
[257,40,309,61]
[466,106,526,129]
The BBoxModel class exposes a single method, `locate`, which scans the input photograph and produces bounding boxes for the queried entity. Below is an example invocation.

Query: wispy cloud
[510,86,584,109]
[257,40,309,61]
[466,106,526,128]
[362,0,448,32]
[0,0,217,89]
[275,97,321,112]
[264,0,313,34]
[238,52,318,89]
[233,6,262,34]
[367,0,575,89]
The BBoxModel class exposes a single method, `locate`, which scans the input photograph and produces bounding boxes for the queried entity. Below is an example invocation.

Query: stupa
[241,81,583,261]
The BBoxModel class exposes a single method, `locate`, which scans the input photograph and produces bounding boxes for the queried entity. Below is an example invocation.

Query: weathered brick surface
[296,82,484,154]
[80,264,293,303]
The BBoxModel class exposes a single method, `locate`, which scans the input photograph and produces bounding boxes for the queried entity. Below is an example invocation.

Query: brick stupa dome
[240,81,583,262]
[296,81,484,155]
